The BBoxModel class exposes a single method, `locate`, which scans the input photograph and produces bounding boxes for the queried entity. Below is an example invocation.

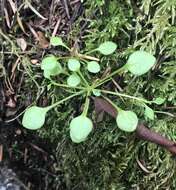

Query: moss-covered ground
[0,0,176,189]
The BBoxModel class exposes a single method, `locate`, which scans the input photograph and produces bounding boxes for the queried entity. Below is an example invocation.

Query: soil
[0,0,84,189]
[0,120,60,189]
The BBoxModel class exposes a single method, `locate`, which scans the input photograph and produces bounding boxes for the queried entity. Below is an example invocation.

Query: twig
[25,0,47,20]
[0,145,3,162]
[52,17,62,37]
[62,0,70,19]
[94,97,176,155]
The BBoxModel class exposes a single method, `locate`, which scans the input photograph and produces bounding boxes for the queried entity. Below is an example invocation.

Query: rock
[0,167,21,190]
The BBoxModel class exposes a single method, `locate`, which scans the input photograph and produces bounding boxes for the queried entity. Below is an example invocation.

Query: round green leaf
[68,59,80,71]
[43,70,51,79]
[116,110,138,132]
[153,97,165,105]
[87,61,100,73]
[22,106,48,130]
[67,74,80,87]
[97,41,117,55]
[50,36,64,47]
[126,51,156,76]
[144,105,154,120]
[70,115,93,143]
[41,56,58,70]
[41,56,62,78]
[92,89,101,96]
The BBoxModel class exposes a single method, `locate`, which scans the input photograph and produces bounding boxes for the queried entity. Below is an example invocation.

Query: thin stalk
[56,56,73,60]
[0,51,36,55]
[77,53,100,62]
[63,44,71,51]
[100,89,150,104]
[78,70,90,87]
[101,95,121,112]
[25,0,47,20]
[82,91,91,116]
[50,80,86,90]
[22,61,40,89]
[94,65,127,88]
[0,29,14,44]
[0,29,18,56]
[46,90,84,111]
[85,49,97,55]
[154,111,175,117]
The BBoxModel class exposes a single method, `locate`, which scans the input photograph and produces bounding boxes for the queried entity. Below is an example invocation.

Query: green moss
[39,1,176,189]
[37,0,176,189]
[1,0,176,189]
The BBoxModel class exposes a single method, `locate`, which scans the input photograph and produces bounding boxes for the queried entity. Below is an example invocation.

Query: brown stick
[94,97,176,155]
[136,124,176,155]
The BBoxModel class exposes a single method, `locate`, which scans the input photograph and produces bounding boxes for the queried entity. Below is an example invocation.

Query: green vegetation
[22,37,163,142]
[1,0,176,189]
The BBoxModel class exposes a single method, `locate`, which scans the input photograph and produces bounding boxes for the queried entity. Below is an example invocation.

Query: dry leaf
[17,14,27,34]
[17,38,27,51]
[8,0,16,13]
[4,8,11,28]
[27,23,39,40]
[37,31,49,49]
[6,97,16,108]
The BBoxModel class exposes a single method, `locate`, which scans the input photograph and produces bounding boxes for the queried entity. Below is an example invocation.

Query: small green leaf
[67,73,81,87]
[68,59,80,71]
[22,106,48,130]
[41,56,62,78]
[47,84,52,91]
[97,41,117,55]
[41,56,57,70]
[87,61,100,73]
[144,105,154,120]
[70,115,93,143]
[43,70,51,79]
[116,110,138,132]
[126,51,156,75]
[153,97,165,105]
[50,36,65,47]
[92,89,101,97]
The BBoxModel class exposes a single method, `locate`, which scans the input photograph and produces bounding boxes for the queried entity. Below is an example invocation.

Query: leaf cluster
[21,36,163,143]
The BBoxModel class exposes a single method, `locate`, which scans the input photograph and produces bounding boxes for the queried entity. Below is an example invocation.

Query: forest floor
[0,0,176,189]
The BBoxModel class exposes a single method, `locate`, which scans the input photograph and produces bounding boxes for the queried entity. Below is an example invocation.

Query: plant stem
[46,90,84,111]
[63,44,71,51]
[56,56,72,60]
[25,0,47,20]
[78,70,90,87]
[101,95,121,112]
[22,59,40,89]
[0,29,18,56]
[82,91,91,116]
[99,89,150,104]
[85,48,97,55]
[154,111,175,117]
[94,65,127,88]
[77,53,100,62]
[50,80,86,90]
